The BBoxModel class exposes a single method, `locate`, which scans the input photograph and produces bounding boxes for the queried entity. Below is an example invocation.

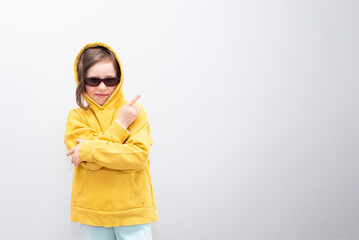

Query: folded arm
[78,122,152,171]
[64,107,153,171]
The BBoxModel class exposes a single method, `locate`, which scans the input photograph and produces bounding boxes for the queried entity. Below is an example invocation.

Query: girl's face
[85,60,118,106]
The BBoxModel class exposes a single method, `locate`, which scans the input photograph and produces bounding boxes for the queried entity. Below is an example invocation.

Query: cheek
[108,86,117,95]
[85,86,94,95]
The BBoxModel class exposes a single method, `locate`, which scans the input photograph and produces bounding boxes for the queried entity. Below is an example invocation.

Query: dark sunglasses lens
[84,78,120,87]
[84,78,100,86]
[104,78,120,86]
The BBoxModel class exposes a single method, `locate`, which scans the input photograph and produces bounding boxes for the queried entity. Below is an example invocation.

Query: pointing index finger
[128,94,141,106]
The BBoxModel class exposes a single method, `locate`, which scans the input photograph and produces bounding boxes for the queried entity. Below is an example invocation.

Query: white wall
[0,0,358,239]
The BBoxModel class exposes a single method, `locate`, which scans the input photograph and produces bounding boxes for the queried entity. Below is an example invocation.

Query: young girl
[64,42,158,240]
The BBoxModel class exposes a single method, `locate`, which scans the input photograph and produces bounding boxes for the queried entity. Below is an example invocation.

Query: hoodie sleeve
[65,107,153,172]
[64,109,131,170]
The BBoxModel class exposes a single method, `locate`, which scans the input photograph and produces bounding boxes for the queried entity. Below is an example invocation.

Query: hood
[74,42,126,110]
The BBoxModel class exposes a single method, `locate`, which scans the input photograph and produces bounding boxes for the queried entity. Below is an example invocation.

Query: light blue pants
[80,223,152,240]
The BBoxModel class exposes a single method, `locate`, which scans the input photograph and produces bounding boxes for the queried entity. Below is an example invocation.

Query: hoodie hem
[70,205,159,227]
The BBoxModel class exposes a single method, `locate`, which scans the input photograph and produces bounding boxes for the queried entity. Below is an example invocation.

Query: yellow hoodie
[64,42,158,227]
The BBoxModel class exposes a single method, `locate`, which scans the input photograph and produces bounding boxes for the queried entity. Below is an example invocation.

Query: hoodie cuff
[106,121,130,143]
[115,120,130,133]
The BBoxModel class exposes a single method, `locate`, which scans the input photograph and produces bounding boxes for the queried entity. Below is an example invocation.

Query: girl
[64,42,158,240]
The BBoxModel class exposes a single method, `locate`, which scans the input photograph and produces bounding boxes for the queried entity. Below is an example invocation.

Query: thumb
[76,139,83,143]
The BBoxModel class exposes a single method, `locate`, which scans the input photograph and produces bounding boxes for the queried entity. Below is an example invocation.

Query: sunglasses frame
[84,77,120,87]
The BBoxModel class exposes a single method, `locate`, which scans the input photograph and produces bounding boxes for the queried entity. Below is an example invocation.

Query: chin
[95,100,106,106]
[93,96,109,106]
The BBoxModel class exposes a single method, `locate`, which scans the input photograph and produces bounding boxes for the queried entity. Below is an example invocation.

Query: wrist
[115,119,129,131]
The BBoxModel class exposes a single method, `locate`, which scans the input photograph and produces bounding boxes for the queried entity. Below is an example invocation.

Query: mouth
[95,94,109,98]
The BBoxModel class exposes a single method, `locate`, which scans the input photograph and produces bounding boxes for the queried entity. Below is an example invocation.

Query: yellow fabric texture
[64,42,158,227]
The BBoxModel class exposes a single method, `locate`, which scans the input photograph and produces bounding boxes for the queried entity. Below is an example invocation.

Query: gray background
[0,0,358,239]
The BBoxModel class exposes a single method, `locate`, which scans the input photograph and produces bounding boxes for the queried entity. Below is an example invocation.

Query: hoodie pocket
[130,172,145,202]
[74,168,145,211]
[72,167,88,205]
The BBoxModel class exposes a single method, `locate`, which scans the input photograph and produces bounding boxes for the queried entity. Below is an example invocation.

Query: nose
[97,81,107,90]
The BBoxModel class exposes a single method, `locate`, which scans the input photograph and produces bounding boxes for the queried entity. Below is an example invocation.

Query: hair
[76,46,121,109]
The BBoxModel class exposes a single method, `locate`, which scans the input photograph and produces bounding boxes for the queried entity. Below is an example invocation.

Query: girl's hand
[117,94,141,129]
[66,139,84,167]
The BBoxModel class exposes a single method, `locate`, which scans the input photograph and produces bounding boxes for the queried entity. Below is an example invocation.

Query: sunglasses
[84,77,120,87]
